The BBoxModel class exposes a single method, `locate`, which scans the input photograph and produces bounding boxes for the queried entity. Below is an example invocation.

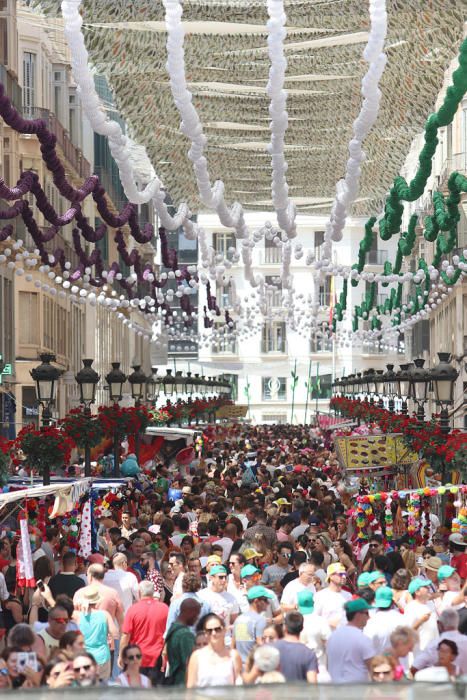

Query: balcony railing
[261,341,287,354]
[263,247,282,264]
[438,153,467,190]
[367,250,388,265]
[21,106,91,180]
[310,337,333,353]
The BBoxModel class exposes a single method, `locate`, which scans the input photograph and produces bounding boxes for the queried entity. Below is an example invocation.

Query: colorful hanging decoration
[17,516,35,588]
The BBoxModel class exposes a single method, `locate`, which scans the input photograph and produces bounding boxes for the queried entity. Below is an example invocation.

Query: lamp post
[30,353,61,485]
[105,362,127,477]
[429,352,459,435]
[374,370,385,409]
[409,358,430,423]
[383,364,397,413]
[128,364,147,462]
[395,363,411,415]
[75,359,100,477]
[146,367,160,406]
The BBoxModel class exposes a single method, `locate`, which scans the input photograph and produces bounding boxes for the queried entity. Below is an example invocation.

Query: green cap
[374,586,393,609]
[357,572,371,588]
[209,565,227,576]
[344,598,373,614]
[367,571,386,584]
[408,577,429,596]
[438,565,456,581]
[247,585,274,601]
[240,564,261,579]
[297,590,314,615]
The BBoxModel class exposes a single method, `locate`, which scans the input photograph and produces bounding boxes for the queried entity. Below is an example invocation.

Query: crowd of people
[0,422,465,689]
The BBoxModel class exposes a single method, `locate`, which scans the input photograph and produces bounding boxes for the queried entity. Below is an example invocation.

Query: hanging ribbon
[17,515,35,589]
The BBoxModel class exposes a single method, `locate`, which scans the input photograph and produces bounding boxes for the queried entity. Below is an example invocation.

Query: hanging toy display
[452,507,467,538]
[406,494,420,545]
[384,497,394,541]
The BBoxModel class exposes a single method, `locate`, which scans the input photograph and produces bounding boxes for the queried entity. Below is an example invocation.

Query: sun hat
[206,555,222,567]
[274,498,291,506]
[82,586,101,605]
[449,533,467,547]
[374,586,394,609]
[437,565,456,581]
[408,578,429,596]
[247,585,274,601]
[243,548,261,560]
[297,590,314,615]
[424,556,443,572]
[344,598,373,614]
[209,565,227,576]
[357,572,371,588]
[326,562,346,580]
[367,571,386,584]
[240,564,261,579]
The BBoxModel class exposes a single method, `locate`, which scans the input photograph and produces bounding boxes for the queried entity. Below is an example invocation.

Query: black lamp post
[364,369,375,404]
[185,372,194,397]
[30,353,61,485]
[128,364,147,462]
[105,362,127,477]
[383,364,397,413]
[374,370,385,409]
[429,352,459,435]
[75,359,100,477]
[395,363,411,415]
[409,358,430,423]
[163,369,176,398]
[146,367,160,406]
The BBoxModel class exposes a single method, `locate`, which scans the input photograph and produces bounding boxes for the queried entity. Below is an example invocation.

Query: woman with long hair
[391,569,412,611]
[115,644,150,688]
[186,614,242,688]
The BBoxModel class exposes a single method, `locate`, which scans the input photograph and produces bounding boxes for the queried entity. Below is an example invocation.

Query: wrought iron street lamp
[383,364,397,413]
[429,352,459,435]
[105,362,127,476]
[163,369,176,397]
[395,363,411,415]
[128,364,147,461]
[30,353,62,485]
[146,367,160,405]
[409,358,430,423]
[75,359,100,477]
[374,370,385,408]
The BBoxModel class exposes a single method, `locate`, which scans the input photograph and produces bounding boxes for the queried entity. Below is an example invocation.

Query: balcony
[310,337,333,353]
[211,340,238,355]
[21,107,91,180]
[0,64,22,112]
[367,250,388,265]
[261,247,282,264]
[438,153,467,191]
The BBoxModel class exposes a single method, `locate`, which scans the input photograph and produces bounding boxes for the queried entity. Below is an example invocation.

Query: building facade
[196,212,400,424]
[0,0,154,431]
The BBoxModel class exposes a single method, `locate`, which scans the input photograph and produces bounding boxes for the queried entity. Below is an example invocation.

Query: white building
[194,212,400,424]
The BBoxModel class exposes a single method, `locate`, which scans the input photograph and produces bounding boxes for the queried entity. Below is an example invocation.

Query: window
[0,276,13,364]
[23,52,36,117]
[318,277,332,306]
[0,18,7,65]
[264,237,281,263]
[262,377,287,401]
[314,231,324,260]
[19,292,39,344]
[310,335,333,353]
[212,232,235,256]
[261,413,287,424]
[310,372,333,400]
[261,322,286,353]
[211,334,237,354]
[216,282,233,309]
[264,275,282,308]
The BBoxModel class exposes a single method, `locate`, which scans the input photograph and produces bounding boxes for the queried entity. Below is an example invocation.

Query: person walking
[119,580,168,686]
[74,586,118,681]
[232,585,274,663]
[327,598,375,683]
[115,644,151,688]
[186,613,242,688]
[165,598,201,685]
[273,611,318,683]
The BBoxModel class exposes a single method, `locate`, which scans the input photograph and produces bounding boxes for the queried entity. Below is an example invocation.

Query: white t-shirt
[437,590,463,613]
[364,609,404,654]
[327,625,374,683]
[239,589,281,620]
[281,578,316,608]
[198,588,239,644]
[313,587,352,628]
[413,630,467,675]
[404,600,439,651]
[104,569,139,613]
[300,612,332,665]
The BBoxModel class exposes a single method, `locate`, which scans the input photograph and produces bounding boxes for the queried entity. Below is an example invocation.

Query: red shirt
[451,553,467,580]
[122,598,168,667]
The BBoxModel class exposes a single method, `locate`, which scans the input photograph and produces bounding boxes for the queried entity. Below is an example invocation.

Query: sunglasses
[205,626,223,635]
[126,654,142,661]
[279,552,291,558]
[74,664,92,673]
[51,618,69,624]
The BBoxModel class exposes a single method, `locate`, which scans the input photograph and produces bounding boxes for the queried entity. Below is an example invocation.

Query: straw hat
[82,586,101,606]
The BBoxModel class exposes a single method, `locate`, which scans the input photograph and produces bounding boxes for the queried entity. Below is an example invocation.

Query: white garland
[321,0,388,260]
[266,0,296,239]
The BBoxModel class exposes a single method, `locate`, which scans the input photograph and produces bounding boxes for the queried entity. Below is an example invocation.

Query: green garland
[340,38,467,335]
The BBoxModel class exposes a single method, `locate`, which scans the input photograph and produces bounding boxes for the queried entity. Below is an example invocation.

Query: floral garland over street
[330,396,467,475]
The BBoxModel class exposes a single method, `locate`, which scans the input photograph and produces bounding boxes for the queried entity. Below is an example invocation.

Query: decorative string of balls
[384,498,394,540]
[451,507,467,538]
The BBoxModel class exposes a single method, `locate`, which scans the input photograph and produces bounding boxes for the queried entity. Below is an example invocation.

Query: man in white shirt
[298,589,331,679]
[104,553,139,614]
[281,562,316,612]
[420,501,440,544]
[436,565,466,613]
[412,608,467,675]
[313,563,352,629]
[404,578,439,651]
[327,598,375,683]
[364,586,404,653]
[198,565,239,644]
